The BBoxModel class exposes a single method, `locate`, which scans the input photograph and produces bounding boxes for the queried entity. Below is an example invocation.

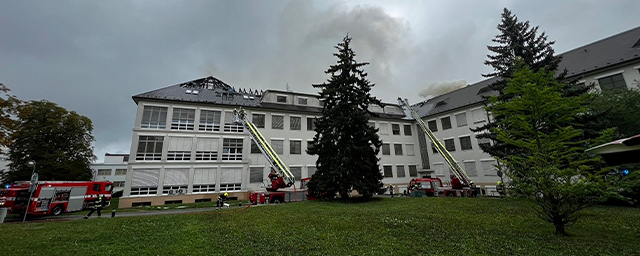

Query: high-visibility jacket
[94,197,103,208]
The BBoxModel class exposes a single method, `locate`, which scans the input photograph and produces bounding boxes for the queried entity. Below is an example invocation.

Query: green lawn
[1,198,638,255]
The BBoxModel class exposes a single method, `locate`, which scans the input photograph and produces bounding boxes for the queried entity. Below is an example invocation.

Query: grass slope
[1,198,639,255]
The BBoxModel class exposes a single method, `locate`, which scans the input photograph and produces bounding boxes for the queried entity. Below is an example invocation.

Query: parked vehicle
[0,181,113,216]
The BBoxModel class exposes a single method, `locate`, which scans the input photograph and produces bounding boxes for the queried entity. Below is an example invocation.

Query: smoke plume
[419,79,467,99]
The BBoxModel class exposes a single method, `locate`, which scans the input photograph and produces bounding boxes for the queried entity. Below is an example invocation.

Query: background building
[413,25,640,190]
[90,153,129,192]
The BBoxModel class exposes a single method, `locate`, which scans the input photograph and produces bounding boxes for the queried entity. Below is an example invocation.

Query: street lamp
[23,160,37,223]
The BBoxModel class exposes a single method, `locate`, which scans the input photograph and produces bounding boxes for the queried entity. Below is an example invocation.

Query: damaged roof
[133,76,407,119]
[414,25,640,118]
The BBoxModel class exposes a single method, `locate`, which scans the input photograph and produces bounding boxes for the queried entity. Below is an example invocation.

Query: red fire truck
[249,177,312,204]
[0,181,113,216]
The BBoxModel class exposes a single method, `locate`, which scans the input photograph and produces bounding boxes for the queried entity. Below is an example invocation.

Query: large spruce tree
[307,35,384,199]
[4,100,96,182]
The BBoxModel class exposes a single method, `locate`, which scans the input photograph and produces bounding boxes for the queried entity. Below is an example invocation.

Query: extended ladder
[233,108,295,190]
[397,97,471,185]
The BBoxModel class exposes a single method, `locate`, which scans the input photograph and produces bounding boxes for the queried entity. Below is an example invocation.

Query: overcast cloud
[1,0,639,162]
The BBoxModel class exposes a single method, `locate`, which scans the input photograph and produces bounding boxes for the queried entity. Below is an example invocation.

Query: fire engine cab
[0,181,113,216]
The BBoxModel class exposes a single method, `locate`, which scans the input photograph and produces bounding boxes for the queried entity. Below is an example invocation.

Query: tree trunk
[554,223,567,236]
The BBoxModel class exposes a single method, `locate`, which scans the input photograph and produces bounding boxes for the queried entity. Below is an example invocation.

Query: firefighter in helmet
[84,195,107,219]
[216,192,229,209]
[496,181,505,198]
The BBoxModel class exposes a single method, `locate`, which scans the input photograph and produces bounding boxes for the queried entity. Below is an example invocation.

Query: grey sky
[1,0,639,161]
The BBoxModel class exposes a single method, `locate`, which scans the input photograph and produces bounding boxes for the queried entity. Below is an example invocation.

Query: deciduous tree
[5,100,96,182]
[488,60,612,235]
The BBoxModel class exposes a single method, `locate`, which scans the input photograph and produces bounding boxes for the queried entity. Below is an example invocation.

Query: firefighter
[450,174,462,189]
[84,195,106,219]
[216,192,229,209]
[496,181,505,198]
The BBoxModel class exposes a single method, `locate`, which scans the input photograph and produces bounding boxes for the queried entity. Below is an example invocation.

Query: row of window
[96,169,128,176]
[430,135,489,153]
[136,136,243,161]
[426,109,487,132]
[382,165,419,178]
[433,159,496,177]
[141,106,414,137]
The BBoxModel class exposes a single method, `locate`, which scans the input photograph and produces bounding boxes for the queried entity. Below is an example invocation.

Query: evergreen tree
[4,100,96,183]
[307,35,384,199]
[489,60,613,235]
[472,8,564,160]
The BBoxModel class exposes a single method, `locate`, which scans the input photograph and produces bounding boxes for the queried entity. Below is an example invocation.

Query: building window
[403,125,412,136]
[222,138,243,161]
[199,110,221,132]
[379,123,389,135]
[290,116,301,130]
[272,115,284,129]
[464,161,477,177]
[171,108,195,130]
[598,73,627,90]
[460,136,472,150]
[193,168,216,193]
[115,169,127,176]
[162,169,188,195]
[290,141,302,154]
[113,181,125,187]
[482,160,496,176]
[392,124,401,135]
[455,113,467,127]
[433,163,445,177]
[472,109,487,123]
[250,140,261,154]
[444,139,455,151]
[131,169,160,196]
[97,169,111,176]
[383,166,393,178]
[136,136,163,161]
[220,168,242,192]
[276,95,287,103]
[382,143,391,155]
[307,140,315,154]
[306,117,316,131]
[408,165,418,177]
[271,140,284,154]
[307,166,317,177]
[428,120,438,131]
[141,106,167,129]
[478,137,491,149]
[394,144,403,155]
[252,114,265,128]
[196,138,219,161]
[250,167,263,183]
[406,144,415,156]
[224,112,243,133]
[397,165,406,178]
[290,167,302,180]
[167,137,192,161]
[298,98,308,105]
[441,117,452,130]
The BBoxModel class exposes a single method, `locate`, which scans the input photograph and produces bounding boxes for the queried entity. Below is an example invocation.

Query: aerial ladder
[398,98,475,196]
[233,107,295,192]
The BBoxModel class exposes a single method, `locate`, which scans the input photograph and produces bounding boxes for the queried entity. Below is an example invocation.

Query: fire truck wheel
[272,198,282,204]
[447,193,455,197]
[51,205,65,216]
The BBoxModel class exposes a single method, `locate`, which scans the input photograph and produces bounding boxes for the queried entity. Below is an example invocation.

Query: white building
[120,78,422,207]
[90,153,129,192]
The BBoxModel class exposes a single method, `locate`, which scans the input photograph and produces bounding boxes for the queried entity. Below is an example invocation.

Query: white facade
[121,89,422,207]
[90,153,129,192]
